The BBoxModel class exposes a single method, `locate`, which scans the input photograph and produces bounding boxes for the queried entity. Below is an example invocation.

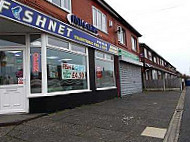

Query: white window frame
[28,34,91,98]
[157,57,160,65]
[148,51,152,61]
[131,36,137,52]
[46,35,90,93]
[47,0,72,13]
[117,26,125,45]
[95,51,116,90]
[92,6,107,33]
[153,57,157,63]
[144,48,148,58]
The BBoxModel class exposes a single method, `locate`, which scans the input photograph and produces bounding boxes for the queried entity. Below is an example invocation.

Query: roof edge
[96,0,142,37]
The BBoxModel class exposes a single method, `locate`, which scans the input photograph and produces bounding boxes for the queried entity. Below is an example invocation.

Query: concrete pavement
[0,113,46,127]
[0,91,181,142]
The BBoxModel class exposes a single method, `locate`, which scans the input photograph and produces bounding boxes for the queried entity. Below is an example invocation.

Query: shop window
[92,6,107,33]
[47,37,88,93]
[152,70,158,80]
[0,35,25,46]
[145,71,149,80]
[131,36,137,51]
[48,0,71,12]
[117,26,125,45]
[158,71,162,80]
[95,51,115,88]
[30,35,42,93]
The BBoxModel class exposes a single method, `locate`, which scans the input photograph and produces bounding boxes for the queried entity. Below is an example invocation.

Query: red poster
[96,66,102,78]
[33,53,39,73]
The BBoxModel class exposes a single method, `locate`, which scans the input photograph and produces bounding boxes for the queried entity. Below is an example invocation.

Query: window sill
[94,26,108,35]
[28,90,92,98]
[96,86,117,91]
[98,30,108,35]
[118,42,127,48]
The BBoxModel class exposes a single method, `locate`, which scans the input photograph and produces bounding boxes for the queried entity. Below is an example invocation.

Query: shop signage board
[0,0,118,55]
[67,14,98,35]
[118,49,139,61]
[118,49,143,66]
[61,63,86,80]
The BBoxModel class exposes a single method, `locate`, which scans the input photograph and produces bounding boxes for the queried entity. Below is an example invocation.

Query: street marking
[141,127,167,139]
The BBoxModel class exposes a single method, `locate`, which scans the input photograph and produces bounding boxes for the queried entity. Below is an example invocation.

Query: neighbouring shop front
[118,49,143,96]
[0,0,119,114]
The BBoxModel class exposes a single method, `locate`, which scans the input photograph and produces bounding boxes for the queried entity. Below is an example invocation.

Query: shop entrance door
[0,49,27,114]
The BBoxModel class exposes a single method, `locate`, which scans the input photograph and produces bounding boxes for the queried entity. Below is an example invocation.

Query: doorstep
[0,113,47,127]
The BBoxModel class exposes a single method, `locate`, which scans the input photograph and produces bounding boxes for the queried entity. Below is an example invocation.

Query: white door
[0,49,27,114]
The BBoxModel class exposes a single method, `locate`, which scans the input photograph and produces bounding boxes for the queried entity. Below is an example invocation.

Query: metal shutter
[120,62,142,96]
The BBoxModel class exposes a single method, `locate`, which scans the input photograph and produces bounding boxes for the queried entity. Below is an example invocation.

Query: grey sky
[105,0,190,75]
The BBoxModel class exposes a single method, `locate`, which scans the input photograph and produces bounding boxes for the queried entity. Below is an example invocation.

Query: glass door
[0,49,26,114]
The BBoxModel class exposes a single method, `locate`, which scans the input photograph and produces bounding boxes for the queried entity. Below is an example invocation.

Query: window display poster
[96,66,103,78]
[62,63,86,79]
[49,65,58,78]
[32,53,40,73]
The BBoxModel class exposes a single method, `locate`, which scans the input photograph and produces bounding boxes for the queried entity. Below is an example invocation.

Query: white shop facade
[0,0,118,114]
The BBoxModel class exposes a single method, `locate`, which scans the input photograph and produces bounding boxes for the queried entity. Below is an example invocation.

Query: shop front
[118,49,143,96]
[0,0,118,114]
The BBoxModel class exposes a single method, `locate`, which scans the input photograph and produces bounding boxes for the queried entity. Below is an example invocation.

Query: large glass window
[92,7,107,33]
[0,50,23,85]
[48,0,71,12]
[47,37,88,93]
[30,35,42,93]
[95,51,115,88]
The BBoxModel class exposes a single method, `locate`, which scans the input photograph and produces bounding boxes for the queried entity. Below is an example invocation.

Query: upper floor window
[148,51,152,61]
[117,26,125,45]
[144,48,148,58]
[157,57,160,64]
[131,36,137,52]
[153,57,157,63]
[92,7,107,33]
[48,0,71,12]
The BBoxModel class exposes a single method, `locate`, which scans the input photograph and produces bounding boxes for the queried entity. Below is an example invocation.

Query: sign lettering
[0,0,118,55]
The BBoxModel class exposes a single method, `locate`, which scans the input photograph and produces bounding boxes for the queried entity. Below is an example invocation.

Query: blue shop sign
[0,0,118,55]
[67,14,98,35]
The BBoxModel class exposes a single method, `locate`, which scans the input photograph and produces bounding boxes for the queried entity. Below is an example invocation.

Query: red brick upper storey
[139,43,177,74]
[16,0,141,56]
